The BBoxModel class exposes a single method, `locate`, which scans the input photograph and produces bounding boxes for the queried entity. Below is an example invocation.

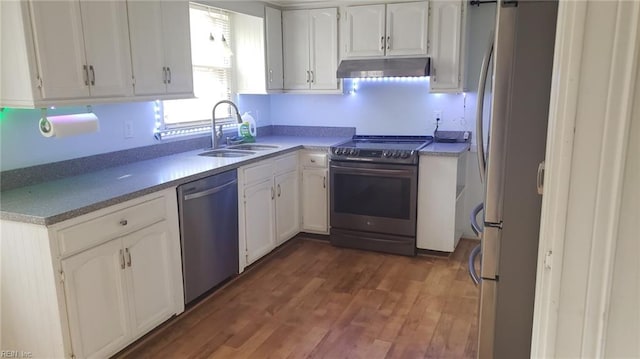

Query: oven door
[330,161,418,237]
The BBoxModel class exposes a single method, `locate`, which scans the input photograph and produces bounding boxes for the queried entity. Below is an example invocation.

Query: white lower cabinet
[417,152,467,251]
[300,151,329,234]
[0,189,184,359]
[243,178,277,264]
[275,170,300,244]
[63,220,175,359]
[61,239,130,359]
[239,153,299,269]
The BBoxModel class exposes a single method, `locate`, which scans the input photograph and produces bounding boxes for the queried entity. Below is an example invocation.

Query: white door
[302,168,328,233]
[29,0,89,99]
[275,170,300,244]
[79,0,133,97]
[265,6,284,91]
[309,8,339,90]
[122,221,175,338]
[343,4,386,58]
[430,0,463,92]
[283,10,310,90]
[386,2,429,57]
[61,239,129,359]
[162,1,193,95]
[244,179,276,264]
[127,1,167,96]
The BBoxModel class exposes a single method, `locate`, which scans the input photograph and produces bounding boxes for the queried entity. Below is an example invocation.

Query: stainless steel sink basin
[198,149,256,158]
[227,144,280,151]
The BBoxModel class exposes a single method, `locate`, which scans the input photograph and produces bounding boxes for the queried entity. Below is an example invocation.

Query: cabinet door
[343,4,386,58]
[244,179,276,264]
[283,10,310,90]
[127,1,167,96]
[302,168,328,233]
[29,1,89,99]
[275,170,299,244]
[430,0,463,92]
[61,239,129,359]
[386,2,429,57]
[265,7,284,91]
[162,1,193,95]
[309,8,339,90]
[79,1,133,97]
[122,221,176,338]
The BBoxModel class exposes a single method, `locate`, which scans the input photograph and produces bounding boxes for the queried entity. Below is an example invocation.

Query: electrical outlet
[124,121,133,138]
[433,110,442,124]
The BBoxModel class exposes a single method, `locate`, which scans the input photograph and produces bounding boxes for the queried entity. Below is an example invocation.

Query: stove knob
[349,148,357,156]
[383,151,392,158]
[400,152,410,159]
[337,148,344,155]
[392,151,401,158]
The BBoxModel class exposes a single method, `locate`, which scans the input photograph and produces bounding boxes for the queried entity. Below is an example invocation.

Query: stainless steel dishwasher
[177,169,239,305]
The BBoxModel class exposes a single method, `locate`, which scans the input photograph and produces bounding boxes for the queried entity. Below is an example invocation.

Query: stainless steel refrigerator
[468,1,558,358]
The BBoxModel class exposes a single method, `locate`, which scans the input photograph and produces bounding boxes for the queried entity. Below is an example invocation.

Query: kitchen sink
[198,149,256,158]
[227,144,280,151]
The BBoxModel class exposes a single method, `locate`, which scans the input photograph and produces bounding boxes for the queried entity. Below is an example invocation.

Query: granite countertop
[419,142,471,156]
[0,136,345,226]
[0,135,467,226]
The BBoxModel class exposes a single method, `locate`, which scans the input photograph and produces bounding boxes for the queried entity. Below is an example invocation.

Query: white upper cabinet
[0,0,133,107]
[343,2,429,59]
[234,7,284,94]
[430,0,464,92]
[127,1,194,97]
[283,8,339,92]
[265,7,284,91]
[343,5,386,58]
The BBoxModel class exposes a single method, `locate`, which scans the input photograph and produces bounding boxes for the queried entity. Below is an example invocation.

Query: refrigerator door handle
[537,160,545,195]
[475,33,494,184]
[468,244,482,285]
[470,202,485,236]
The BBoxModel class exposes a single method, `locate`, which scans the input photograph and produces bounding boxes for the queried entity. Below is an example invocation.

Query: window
[158,4,235,138]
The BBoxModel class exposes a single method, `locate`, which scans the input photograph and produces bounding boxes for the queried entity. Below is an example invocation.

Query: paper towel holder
[39,105,96,137]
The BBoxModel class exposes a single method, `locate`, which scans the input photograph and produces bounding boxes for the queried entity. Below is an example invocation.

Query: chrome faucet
[211,100,243,149]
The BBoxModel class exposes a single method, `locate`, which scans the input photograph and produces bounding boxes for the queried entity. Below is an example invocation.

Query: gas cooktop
[330,135,433,165]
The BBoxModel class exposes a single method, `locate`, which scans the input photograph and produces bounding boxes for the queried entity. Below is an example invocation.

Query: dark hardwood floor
[117,237,479,359]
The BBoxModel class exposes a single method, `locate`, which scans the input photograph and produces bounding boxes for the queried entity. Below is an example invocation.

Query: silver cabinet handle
[277,184,281,197]
[119,219,128,226]
[380,36,385,50]
[162,67,167,84]
[306,70,310,83]
[167,67,171,84]
[269,69,273,83]
[119,249,125,269]
[125,248,132,267]
[310,158,316,163]
[271,187,275,200]
[432,65,437,83]
[322,176,326,189]
[386,36,391,50]
[83,65,89,86]
[537,161,545,195]
[89,65,95,86]
[310,71,314,84]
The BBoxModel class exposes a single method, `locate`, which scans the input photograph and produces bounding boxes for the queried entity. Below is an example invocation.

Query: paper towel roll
[39,113,99,138]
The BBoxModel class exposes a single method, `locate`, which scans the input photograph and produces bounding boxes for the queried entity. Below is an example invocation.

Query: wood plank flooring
[117,237,479,359]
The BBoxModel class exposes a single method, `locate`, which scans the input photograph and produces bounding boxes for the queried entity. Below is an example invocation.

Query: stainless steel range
[329,135,432,256]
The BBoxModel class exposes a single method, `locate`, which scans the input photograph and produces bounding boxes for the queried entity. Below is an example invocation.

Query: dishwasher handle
[183,179,237,201]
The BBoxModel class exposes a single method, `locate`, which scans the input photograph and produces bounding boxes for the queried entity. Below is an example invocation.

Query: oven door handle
[330,165,413,177]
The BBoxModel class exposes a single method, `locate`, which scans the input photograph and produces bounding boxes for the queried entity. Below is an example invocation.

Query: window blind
[161,3,236,133]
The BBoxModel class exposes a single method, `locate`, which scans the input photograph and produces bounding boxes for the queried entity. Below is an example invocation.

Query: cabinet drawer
[300,151,327,168]
[274,153,298,174]
[58,197,166,256]
[243,161,273,186]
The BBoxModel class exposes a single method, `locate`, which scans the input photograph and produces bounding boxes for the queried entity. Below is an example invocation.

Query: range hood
[336,57,431,78]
